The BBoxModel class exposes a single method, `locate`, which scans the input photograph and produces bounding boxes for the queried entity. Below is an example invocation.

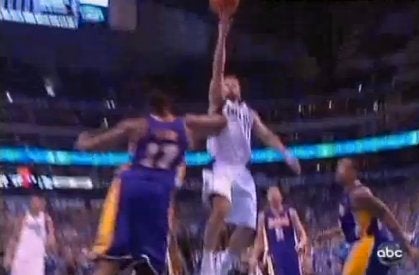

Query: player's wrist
[283,150,294,160]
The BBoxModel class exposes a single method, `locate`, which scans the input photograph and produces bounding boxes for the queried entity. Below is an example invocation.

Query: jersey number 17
[140,142,179,170]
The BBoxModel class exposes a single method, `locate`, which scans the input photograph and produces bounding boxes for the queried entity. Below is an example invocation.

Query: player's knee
[210,195,231,221]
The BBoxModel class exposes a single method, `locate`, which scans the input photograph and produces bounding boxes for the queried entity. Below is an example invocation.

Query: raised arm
[252,112,301,175]
[75,118,146,151]
[352,188,417,257]
[208,14,231,114]
[289,208,308,252]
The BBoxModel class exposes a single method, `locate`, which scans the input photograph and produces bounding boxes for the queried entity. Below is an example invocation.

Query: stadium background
[0,1,418,274]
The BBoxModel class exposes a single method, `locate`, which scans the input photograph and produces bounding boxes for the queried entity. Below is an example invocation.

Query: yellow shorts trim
[343,236,375,275]
[92,178,122,255]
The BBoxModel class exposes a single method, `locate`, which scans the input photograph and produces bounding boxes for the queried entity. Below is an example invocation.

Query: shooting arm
[209,18,230,114]
[76,118,144,151]
[290,208,308,246]
[353,191,411,251]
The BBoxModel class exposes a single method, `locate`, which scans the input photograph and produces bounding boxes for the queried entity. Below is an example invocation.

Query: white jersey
[208,100,254,165]
[12,212,47,275]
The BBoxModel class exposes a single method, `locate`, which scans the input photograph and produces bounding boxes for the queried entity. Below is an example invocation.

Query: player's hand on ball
[210,0,240,18]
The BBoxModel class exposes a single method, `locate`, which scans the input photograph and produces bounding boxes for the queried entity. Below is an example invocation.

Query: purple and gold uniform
[264,207,302,275]
[93,115,188,274]
[342,186,390,275]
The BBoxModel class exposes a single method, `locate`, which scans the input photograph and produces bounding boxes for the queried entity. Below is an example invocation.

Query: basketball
[210,0,240,16]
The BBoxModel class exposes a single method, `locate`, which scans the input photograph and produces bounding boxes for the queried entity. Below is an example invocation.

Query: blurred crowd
[1,177,418,274]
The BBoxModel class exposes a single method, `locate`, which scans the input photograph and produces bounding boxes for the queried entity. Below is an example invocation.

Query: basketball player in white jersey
[5,195,55,275]
[200,12,301,275]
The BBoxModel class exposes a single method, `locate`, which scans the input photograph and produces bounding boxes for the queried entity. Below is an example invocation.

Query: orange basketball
[210,0,240,16]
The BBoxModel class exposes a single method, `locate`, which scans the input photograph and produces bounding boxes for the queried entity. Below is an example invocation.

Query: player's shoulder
[351,183,372,197]
[350,184,375,205]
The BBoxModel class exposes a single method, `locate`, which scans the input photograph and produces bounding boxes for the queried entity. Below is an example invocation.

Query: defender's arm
[75,118,146,151]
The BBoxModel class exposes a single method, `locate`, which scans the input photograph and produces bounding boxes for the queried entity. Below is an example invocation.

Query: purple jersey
[132,115,188,173]
[265,207,302,275]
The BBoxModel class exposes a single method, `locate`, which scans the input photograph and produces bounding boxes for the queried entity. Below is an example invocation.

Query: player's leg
[126,169,174,274]
[221,169,257,274]
[92,176,132,275]
[365,238,390,275]
[201,169,232,274]
[342,236,375,275]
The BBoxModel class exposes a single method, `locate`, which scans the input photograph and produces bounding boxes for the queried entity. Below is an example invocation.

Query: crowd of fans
[1,175,418,274]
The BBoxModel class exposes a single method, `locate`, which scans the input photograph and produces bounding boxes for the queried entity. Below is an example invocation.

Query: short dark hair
[149,90,173,116]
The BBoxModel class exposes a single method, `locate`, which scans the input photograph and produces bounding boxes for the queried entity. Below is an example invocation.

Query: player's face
[335,159,354,185]
[31,196,45,212]
[222,76,241,101]
[268,187,283,205]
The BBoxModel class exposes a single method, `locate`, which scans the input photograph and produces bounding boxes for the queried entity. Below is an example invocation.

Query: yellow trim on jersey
[355,210,373,237]
[342,236,375,275]
[92,178,121,255]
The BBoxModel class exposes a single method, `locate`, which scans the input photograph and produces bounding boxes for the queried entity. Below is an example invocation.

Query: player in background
[4,195,56,275]
[335,158,418,275]
[76,92,226,275]
[201,10,301,275]
[249,186,307,275]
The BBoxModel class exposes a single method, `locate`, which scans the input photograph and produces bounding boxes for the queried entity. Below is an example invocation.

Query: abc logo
[376,242,404,266]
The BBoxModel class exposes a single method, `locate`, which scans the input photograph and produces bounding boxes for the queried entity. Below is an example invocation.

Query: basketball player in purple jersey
[201,11,301,275]
[76,92,227,275]
[250,186,308,275]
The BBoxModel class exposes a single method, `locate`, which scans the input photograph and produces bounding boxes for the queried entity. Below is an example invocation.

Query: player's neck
[345,179,362,192]
[29,209,41,217]
[271,203,284,213]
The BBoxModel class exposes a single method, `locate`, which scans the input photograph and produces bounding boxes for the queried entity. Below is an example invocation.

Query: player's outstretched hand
[285,152,301,175]
[75,131,91,150]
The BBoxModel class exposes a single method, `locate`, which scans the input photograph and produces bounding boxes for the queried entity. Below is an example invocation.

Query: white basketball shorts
[202,163,257,229]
